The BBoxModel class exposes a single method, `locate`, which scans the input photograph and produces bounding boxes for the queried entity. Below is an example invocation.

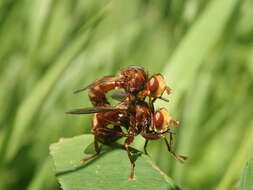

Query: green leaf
[237,159,253,190]
[50,135,180,190]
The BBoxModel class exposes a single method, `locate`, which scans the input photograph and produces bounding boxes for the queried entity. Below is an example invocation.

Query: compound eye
[154,111,164,129]
[153,109,171,133]
[147,75,167,98]
[147,76,159,92]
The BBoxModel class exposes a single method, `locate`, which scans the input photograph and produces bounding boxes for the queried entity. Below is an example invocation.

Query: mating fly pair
[67,66,187,180]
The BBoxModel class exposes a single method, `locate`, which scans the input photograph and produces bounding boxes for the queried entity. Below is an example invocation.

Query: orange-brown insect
[74,66,172,107]
[67,98,186,180]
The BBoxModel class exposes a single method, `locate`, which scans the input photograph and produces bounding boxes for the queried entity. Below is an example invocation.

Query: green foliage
[50,135,180,190]
[0,0,253,190]
[237,159,253,190]
[217,120,253,190]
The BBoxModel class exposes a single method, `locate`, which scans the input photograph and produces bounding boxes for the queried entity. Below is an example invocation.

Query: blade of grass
[158,0,239,183]
[237,158,253,190]
[161,0,240,110]
[171,70,212,180]
[27,0,54,56]
[216,120,253,190]
[0,60,23,126]
[3,5,110,162]
[4,32,88,161]
[26,158,53,190]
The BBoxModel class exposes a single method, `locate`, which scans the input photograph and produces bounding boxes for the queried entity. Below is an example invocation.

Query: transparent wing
[66,106,126,114]
[73,75,117,93]
[111,91,128,102]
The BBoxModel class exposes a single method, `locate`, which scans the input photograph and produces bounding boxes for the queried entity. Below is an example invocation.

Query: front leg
[141,132,164,155]
[169,132,173,147]
[141,132,187,162]
[148,97,157,112]
[164,138,187,162]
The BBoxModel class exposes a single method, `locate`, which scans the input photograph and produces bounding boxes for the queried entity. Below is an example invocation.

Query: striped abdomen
[88,81,121,106]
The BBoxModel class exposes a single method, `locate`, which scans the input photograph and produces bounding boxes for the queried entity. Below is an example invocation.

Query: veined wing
[66,106,126,114]
[73,75,118,94]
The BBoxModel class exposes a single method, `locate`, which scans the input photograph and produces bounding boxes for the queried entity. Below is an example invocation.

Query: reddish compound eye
[154,111,164,128]
[153,109,171,133]
[146,74,168,98]
[147,77,159,92]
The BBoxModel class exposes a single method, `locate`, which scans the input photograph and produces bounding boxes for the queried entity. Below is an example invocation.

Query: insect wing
[122,65,145,72]
[111,91,128,101]
[66,106,126,115]
[74,75,117,93]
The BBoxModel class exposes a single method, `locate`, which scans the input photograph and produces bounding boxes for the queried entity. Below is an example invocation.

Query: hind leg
[124,135,136,180]
[80,137,100,163]
[80,127,127,163]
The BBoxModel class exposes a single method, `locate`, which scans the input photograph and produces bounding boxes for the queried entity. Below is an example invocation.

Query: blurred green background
[0,0,252,189]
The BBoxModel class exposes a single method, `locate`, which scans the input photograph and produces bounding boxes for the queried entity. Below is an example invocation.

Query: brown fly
[66,97,187,180]
[73,66,172,107]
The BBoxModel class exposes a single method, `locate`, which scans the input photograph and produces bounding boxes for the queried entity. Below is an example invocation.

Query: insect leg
[141,132,164,156]
[80,138,100,163]
[164,137,187,162]
[141,132,187,162]
[124,135,136,180]
[144,139,149,155]
[148,97,157,112]
[169,132,173,147]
